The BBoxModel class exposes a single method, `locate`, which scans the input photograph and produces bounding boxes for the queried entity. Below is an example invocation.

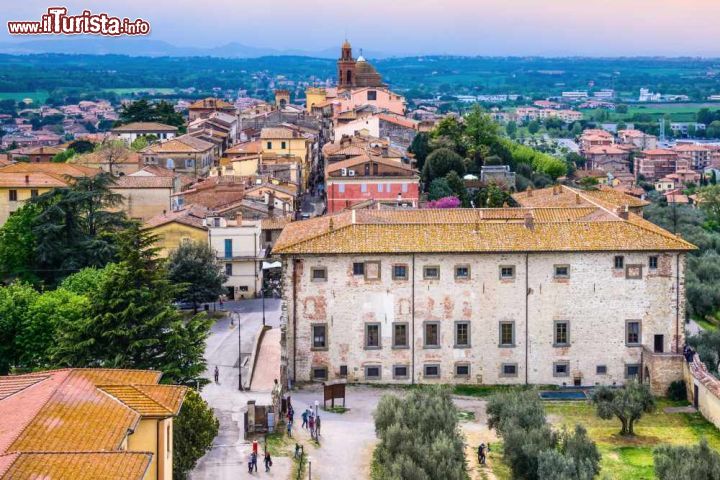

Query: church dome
[357,55,366,62]
[354,59,384,87]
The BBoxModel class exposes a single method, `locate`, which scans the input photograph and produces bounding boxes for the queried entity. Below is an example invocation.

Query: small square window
[311,267,327,281]
[266,141,272,149]
[455,265,470,279]
[312,324,327,350]
[554,265,570,279]
[8,190,17,202]
[365,323,381,349]
[501,363,518,377]
[365,365,381,380]
[225,263,233,276]
[625,364,640,379]
[423,266,440,280]
[281,141,287,149]
[352,262,365,275]
[339,365,348,377]
[30,189,38,198]
[554,321,569,347]
[424,322,440,348]
[364,261,381,280]
[455,364,470,377]
[614,256,624,269]
[649,256,658,269]
[455,321,470,348]
[392,264,408,280]
[626,265,643,280]
[312,367,327,381]
[553,361,570,377]
[424,364,440,378]
[596,365,607,375]
[499,321,515,347]
[499,265,515,280]
[393,365,409,379]
[367,90,377,101]
[393,323,409,348]
[626,320,641,346]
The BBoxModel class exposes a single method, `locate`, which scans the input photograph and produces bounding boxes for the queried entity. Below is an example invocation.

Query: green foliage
[528,120,541,135]
[697,185,720,226]
[0,283,39,374]
[667,380,687,402]
[173,389,219,480]
[688,330,720,375]
[422,148,465,184]
[591,381,655,436]
[707,121,720,140]
[167,241,227,309]
[654,438,720,480]
[502,139,567,179]
[51,147,75,163]
[428,177,453,200]
[59,265,117,296]
[372,387,467,480]
[408,132,430,171]
[68,139,95,154]
[0,203,40,284]
[119,99,185,128]
[445,171,469,206]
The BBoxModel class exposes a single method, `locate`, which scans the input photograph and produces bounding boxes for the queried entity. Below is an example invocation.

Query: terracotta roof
[111,122,178,133]
[98,384,185,417]
[513,185,649,209]
[585,145,629,155]
[72,149,141,168]
[326,155,416,176]
[0,452,151,480]
[10,146,63,156]
[0,163,99,177]
[111,175,174,189]
[143,205,208,230]
[377,114,419,129]
[641,149,677,156]
[226,141,261,155]
[674,144,709,152]
[261,216,292,230]
[143,135,213,154]
[273,207,694,255]
[188,98,235,110]
[0,172,68,188]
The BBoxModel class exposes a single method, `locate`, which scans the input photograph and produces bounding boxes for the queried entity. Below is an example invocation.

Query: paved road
[191,298,285,480]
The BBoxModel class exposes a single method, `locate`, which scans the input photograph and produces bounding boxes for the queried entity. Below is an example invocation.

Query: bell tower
[337,39,356,89]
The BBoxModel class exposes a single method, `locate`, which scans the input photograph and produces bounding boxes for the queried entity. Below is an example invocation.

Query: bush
[667,380,687,402]
[654,438,720,479]
[174,389,219,480]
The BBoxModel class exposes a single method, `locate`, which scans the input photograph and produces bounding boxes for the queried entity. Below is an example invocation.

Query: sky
[2,0,720,57]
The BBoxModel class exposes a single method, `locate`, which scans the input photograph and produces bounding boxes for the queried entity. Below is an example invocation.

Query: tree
[616,104,629,114]
[408,132,431,172]
[528,120,541,135]
[422,148,465,185]
[591,381,655,436]
[706,120,720,139]
[119,99,185,129]
[688,330,720,374]
[0,203,40,284]
[0,283,38,374]
[96,139,131,175]
[52,226,213,386]
[51,148,75,163]
[506,121,518,138]
[174,389,219,480]
[697,185,720,226]
[428,178,453,200]
[654,438,720,480]
[167,241,227,311]
[68,139,95,154]
[445,171,469,206]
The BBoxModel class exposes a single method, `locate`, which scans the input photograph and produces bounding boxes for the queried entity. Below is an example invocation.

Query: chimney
[236,212,243,224]
[526,186,533,197]
[24,175,29,184]
[575,193,581,205]
[524,211,534,230]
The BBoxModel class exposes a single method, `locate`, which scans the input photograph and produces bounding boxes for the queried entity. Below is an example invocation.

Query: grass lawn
[0,91,50,104]
[102,87,177,95]
[453,384,558,398]
[490,399,720,479]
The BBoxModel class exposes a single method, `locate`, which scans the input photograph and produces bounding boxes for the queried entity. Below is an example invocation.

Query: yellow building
[0,369,187,480]
[143,205,209,258]
[305,87,327,113]
[260,127,311,189]
[0,163,99,226]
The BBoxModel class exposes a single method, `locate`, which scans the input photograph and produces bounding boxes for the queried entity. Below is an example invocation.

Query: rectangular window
[352,262,365,276]
[311,267,327,282]
[423,266,440,280]
[455,363,470,377]
[499,321,515,347]
[338,184,345,193]
[365,365,381,380]
[185,158,195,169]
[392,264,408,280]
[424,322,440,348]
[365,323,381,349]
[361,183,367,193]
[225,263,233,276]
[265,230,272,242]
[224,239,232,258]
[554,321,569,347]
[455,321,470,348]
[553,361,570,377]
[614,256,624,269]
[626,320,641,346]
[402,183,408,193]
[312,367,328,381]
[364,261,381,280]
[8,190,17,201]
[499,265,515,280]
[266,141,272,149]
[312,324,327,349]
[424,364,440,378]
[393,323,409,348]
[554,265,570,279]
[377,184,383,193]
[30,189,38,198]
[367,90,377,101]
[339,365,348,377]
[501,363,518,377]
[649,256,658,269]
[596,365,607,375]
[625,364,640,379]
[454,265,470,279]
[281,141,286,149]
[393,365,409,379]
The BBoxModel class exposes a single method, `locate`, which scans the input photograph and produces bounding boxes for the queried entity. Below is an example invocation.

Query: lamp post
[237,312,244,391]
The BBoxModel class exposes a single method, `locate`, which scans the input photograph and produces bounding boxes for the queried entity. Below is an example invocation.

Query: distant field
[583,102,720,122]
[102,87,177,95]
[0,91,49,104]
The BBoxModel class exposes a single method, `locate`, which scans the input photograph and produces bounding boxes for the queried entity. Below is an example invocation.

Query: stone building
[275,208,694,390]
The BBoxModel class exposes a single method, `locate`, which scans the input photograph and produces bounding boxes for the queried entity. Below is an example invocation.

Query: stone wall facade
[282,251,686,387]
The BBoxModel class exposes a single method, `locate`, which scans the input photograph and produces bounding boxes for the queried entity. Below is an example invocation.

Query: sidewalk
[250,328,282,391]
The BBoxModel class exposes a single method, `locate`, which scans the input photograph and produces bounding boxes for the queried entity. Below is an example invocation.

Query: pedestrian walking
[315,415,321,438]
[213,366,219,384]
[287,418,293,436]
[252,440,258,456]
[301,409,309,429]
[308,414,315,439]
[478,443,486,465]
[264,451,272,472]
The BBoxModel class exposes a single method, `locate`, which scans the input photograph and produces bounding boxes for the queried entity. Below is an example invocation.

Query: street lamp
[237,312,244,391]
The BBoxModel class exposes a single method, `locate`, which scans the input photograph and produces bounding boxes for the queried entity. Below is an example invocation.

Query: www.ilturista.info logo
[7,7,150,36]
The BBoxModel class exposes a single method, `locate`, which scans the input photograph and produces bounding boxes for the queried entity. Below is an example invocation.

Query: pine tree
[167,241,227,312]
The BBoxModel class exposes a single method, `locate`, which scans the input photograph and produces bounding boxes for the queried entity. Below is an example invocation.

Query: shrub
[654,438,720,479]
[667,380,687,402]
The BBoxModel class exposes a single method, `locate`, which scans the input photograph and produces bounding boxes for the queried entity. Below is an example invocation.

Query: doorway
[654,334,664,353]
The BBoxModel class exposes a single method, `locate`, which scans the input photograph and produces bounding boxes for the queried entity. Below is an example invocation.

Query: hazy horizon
[2,0,720,57]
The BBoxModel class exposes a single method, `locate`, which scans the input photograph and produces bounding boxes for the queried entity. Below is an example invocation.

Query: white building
[110,122,178,144]
[275,203,694,394]
[206,213,264,299]
[561,91,589,101]
[639,88,662,102]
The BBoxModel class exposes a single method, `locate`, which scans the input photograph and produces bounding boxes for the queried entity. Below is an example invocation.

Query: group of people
[301,408,321,440]
[477,442,490,465]
[247,440,272,474]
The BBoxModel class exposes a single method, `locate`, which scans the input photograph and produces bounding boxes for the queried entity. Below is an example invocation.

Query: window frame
[311,323,328,350]
[455,363,470,378]
[626,320,641,346]
[392,264,408,280]
[352,262,365,276]
[310,266,327,282]
[625,363,640,379]
[614,255,624,270]
[596,365,607,375]
[553,361,570,377]
[423,364,440,378]
[393,364,409,379]
[311,366,328,381]
[392,322,409,349]
[8,189,17,202]
[364,365,382,381]
[423,265,440,280]
[225,263,233,276]
[499,265,516,280]
[649,255,659,270]
[454,264,471,280]
[364,261,381,281]
[553,320,570,347]
[454,321,471,348]
[499,321,515,348]
[553,264,570,279]
[500,363,518,378]
[339,365,348,377]
[625,264,643,280]
[423,321,440,348]
[364,323,382,350]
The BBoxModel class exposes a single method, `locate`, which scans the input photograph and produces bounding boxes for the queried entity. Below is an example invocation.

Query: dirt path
[457,398,499,480]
